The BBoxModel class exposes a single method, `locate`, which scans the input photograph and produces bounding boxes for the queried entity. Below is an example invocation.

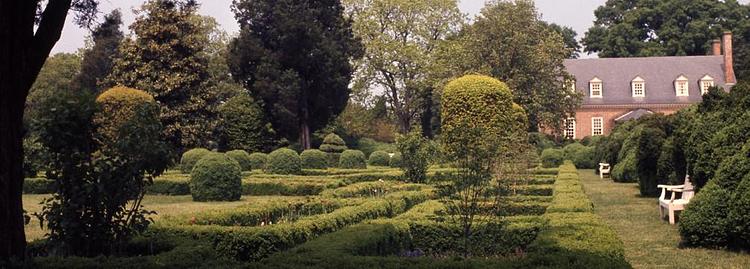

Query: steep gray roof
[614,108,654,123]
[564,56,732,105]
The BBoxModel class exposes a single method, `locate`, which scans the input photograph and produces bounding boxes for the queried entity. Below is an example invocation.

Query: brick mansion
[561,32,737,139]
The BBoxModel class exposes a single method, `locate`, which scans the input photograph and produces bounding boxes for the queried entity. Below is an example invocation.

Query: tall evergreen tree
[107,0,215,153]
[74,9,123,93]
[228,0,363,149]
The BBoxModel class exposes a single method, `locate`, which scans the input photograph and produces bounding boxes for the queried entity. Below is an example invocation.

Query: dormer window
[675,75,689,97]
[631,76,645,97]
[700,75,715,95]
[589,77,603,98]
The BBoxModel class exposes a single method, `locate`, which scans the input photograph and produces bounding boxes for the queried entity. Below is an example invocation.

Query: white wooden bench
[599,163,611,179]
[658,175,695,224]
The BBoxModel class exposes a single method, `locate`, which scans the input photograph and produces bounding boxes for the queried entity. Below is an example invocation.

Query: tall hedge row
[593,83,750,250]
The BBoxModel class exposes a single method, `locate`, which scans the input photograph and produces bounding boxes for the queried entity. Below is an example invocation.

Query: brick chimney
[723,31,736,84]
[712,39,722,56]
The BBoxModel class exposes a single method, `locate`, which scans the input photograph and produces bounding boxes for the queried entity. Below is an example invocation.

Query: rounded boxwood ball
[368,151,390,166]
[339,150,367,169]
[190,153,242,201]
[226,150,252,171]
[180,148,212,173]
[265,148,302,174]
[540,148,564,168]
[248,152,268,171]
[390,152,403,168]
[301,149,328,169]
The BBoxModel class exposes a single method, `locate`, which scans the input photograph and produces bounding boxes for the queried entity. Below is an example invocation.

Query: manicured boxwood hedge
[300,149,328,169]
[180,148,212,173]
[190,153,243,202]
[367,151,391,167]
[226,150,253,171]
[248,153,268,170]
[524,162,629,268]
[151,191,429,262]
[339,150,367,169]
[265,148,303,175]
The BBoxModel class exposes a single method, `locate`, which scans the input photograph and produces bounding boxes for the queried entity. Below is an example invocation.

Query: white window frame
[700,75,715,95]
[675,75,690,97]
[591,117,604,136]
[589,77,603,98]
[564,117,576,139]
[631,76,645,97]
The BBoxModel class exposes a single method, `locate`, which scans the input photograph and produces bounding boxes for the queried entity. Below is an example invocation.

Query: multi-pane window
[565,117,576,139]
[675,76,689,96]
[633,82,645,97]
[700,75,715,95]
[592,117,604,136]
[590,78,603,98]
[631,77,645,97]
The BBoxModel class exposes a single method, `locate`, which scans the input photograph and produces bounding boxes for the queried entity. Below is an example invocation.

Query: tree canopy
[343,0,465,134]
[108,0,218,153]
[441,0,581,133]
[582,0,750,58]
[228,0,363,149]
[74,9,123,93]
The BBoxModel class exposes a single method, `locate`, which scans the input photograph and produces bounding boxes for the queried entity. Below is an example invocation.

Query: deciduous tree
[343,0,465,134]
[583,0,750,80]
[444,0,580,133]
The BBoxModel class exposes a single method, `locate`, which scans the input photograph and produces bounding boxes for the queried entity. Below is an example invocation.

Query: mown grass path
[579,169,750,269]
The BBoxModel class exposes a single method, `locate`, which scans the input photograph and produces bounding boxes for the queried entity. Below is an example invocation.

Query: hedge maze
[25,163,631,268]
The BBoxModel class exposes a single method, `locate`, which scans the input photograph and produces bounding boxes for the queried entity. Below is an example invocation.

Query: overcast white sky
[51,0,750,57]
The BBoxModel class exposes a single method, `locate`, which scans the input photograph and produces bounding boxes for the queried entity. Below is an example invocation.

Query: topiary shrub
[540,148,563,168]
[94,86,156,146]
[563,143,596,169]
[679,181,731,248]
[300,149,328,169]
[368,151,390,166]
[217,92,275,153]
[248,153,268,171]
[265,148,302,175]
[729,175,750,248]
[180,148,212,173]
[562,143,585,161]
[390,152,403,168]
[320,133,348,167]
[190,153,242,201]
[339,150,367,169]
[226,150,252,171]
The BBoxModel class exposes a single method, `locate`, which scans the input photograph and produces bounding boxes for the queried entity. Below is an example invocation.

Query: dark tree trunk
[0,0,73,262]
[299,122,311,150]
[420,88,433,139]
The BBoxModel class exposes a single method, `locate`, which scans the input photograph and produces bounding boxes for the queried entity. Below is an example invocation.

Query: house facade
[561,32,737,139]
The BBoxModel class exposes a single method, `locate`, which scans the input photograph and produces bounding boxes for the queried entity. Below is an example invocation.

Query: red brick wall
[571,105,686,138]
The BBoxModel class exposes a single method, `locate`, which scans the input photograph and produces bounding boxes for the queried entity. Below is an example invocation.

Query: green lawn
[579,169,750,269]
